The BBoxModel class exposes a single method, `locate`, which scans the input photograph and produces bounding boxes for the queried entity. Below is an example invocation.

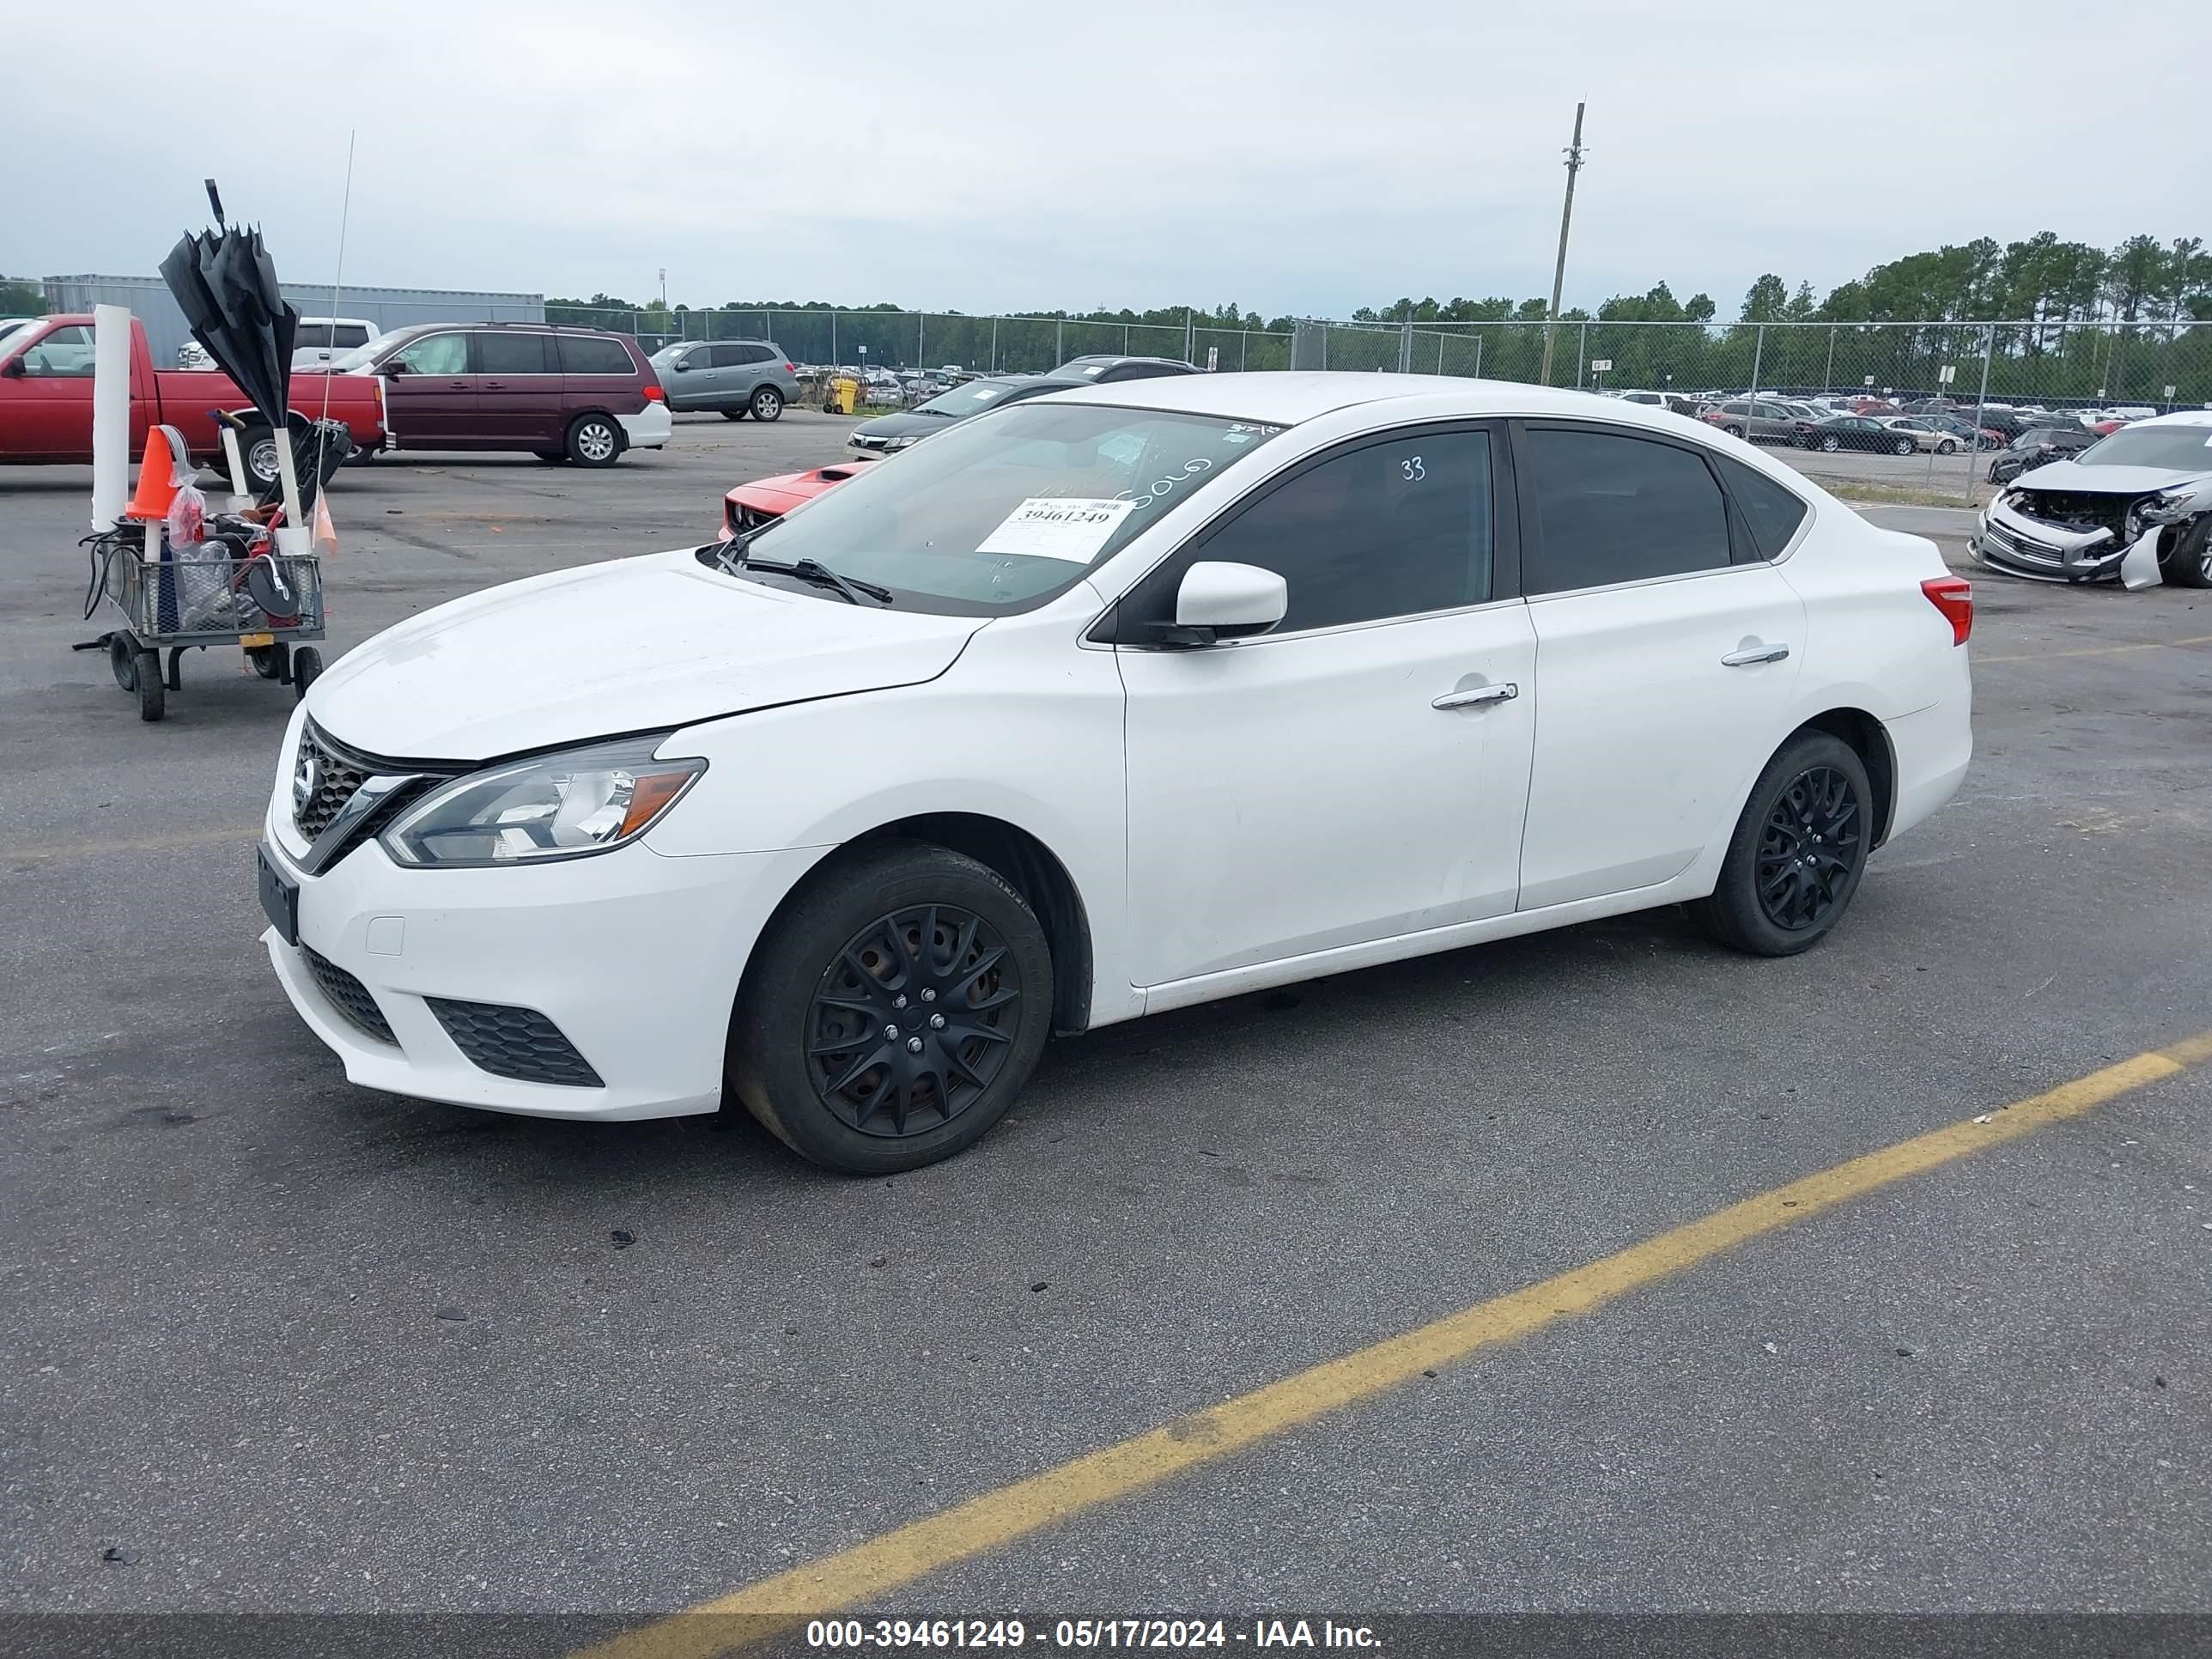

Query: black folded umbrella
[158,221,297,439]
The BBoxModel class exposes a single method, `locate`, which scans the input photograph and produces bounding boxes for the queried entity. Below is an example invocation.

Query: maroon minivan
[322,323,672,466]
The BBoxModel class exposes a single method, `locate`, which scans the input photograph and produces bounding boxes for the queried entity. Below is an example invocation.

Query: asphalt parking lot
[4,409,2211,1639]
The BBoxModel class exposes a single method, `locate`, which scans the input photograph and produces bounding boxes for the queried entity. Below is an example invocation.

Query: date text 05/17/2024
[805,1620,1383,1650]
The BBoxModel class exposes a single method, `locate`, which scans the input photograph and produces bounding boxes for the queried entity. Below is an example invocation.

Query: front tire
[1820,435,1842,453]
[1936,439,1957,455]
[565,413,622,467]
[2160,519,2212,589]
[1893,437,1916,456]
[729,840,1054,1174]
[290,646,323,700]
[1687,732,1872,957]
[135,649,165,722]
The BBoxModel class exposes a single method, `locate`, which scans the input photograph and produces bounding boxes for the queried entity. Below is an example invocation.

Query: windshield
[2075,425,2212,470]
[722,402,1285,615]
[916,379,1024,416]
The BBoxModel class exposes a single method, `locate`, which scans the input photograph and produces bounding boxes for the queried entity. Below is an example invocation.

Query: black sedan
[847,374,1082,458]
[1986,425,2099,484]
[1798,416,1920,455]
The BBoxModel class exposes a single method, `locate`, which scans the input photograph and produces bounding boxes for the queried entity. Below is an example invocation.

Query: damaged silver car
[1970,411,2212,588]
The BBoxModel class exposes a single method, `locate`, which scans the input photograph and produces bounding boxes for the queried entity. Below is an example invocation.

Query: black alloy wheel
[729,840,1054,1174]
[805,903,1021,1137]
[1753,765,1862,932]
[1688,731,1872,957]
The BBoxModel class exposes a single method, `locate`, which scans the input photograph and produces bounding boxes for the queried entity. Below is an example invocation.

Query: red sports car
[720,459,877,537]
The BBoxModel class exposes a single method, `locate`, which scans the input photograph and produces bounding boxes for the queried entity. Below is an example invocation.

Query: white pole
[91,305,132,530]
[272,428,309,556]
[220,426,251,509]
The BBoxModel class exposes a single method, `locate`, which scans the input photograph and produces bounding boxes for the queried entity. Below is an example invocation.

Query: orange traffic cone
[123,425,192,521]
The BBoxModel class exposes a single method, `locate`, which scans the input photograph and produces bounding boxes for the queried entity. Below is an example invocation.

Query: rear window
[558,335,635,375]
[1716,456,1811,558]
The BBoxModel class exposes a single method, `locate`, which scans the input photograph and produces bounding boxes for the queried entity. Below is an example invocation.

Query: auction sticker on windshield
[977,497,1138,562]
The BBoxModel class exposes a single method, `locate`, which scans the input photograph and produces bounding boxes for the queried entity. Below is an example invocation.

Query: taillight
[1922,576,1972,645]
[642,383,665,402]
[784,362,797,373]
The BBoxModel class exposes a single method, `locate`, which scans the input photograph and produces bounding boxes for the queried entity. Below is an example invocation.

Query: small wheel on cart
[291,646,324,701]
[108,635,139,692]
[135,649,165,722]
[249,641,291,681]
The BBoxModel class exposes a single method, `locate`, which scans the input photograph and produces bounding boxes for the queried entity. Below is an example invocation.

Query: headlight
[380,735,705,869]
[881,434,917,451]
[2136,487,2205,526]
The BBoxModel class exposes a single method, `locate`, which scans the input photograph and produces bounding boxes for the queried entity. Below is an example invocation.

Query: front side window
[1174,431,1494,633]
[17,325,94,376]
[722,402,1283,616]
[918,380,1017,416]
[473,333,550,374]
[392,332,467,376]
[1523,428,1732,593]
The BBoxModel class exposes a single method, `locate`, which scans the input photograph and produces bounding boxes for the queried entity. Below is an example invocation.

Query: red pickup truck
[0,314,385,483]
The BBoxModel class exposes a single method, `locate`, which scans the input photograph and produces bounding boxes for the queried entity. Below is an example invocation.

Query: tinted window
[2076,424,2212,470]
[1716,456,1810,558]
[1524,428,1732,593]
[392,332,467,375]
[474,333,550,374]
[1194,431,1493,633]
[741,344,778,365]
[557,335,635,375]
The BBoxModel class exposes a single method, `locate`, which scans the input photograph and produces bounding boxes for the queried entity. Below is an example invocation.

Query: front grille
[1980,520,2063,568]
[303,947,396,1043]
[295,727,371,840]
[427,999,604,1088]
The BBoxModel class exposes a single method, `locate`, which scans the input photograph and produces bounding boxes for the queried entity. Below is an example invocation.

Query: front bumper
[260,820,822,1121]
[1969,496,2126,583]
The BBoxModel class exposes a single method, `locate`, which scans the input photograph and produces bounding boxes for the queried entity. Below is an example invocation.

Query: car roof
[1042,371,1702,427]
[2133,410,2212,429]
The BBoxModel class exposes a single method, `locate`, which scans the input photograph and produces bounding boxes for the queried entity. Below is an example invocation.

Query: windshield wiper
[739,554,894,605]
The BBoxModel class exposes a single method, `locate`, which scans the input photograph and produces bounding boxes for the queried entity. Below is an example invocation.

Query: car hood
[2011,459,2212,495]
[307,548,986,761]
[851,410,954,441]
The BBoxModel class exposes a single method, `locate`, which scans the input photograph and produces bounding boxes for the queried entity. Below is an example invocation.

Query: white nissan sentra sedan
[258,374,1972,1173]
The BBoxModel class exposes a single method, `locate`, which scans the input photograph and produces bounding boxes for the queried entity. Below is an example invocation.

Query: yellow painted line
[580,1029,2212,1659]
[1978,631,2212,665]
[0,825,259,866]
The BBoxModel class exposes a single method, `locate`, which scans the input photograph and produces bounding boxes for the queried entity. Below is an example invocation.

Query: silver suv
[651,340,801,422]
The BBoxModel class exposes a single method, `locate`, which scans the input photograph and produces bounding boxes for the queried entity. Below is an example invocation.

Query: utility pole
[658,267,667,309]
[1537,101,1587,387]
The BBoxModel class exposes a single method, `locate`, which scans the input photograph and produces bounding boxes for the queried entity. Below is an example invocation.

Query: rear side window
[1522,428,1733,593]
[1193,430,1494,633]
[473,333,550,374]
[558,335,635,375]
[1715,456,1810,558]
[739,344,777,365]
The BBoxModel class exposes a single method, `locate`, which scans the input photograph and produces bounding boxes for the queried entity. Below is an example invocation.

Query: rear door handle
[1721,645,1790,666]
[1432,681,1519,710]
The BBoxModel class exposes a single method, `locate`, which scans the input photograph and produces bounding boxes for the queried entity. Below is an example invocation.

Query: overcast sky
[8,0,2208,319]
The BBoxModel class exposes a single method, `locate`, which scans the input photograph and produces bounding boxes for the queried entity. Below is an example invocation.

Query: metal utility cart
[83,524,325,722]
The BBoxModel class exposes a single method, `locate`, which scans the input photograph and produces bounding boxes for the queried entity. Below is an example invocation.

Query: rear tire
[720,408,747,422]
[1893,437,1915,456]
[750,386,785,422]
[2160,519,2212,589]
[109,635,138,691]
[728,840,1054,1175]
[291,646,323,700]
[565,413,622,467]
[1686,732,1872,957]
[241,428,283,490]
[1936,439,1957,455]
[1820,435,1842,453]
[249,641,289,681]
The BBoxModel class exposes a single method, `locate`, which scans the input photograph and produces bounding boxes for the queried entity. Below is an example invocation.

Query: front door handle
[1432,681,1519,710]
[1721,645,1790,667]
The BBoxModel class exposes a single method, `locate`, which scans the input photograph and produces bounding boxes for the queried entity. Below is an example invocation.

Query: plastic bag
[166,479,238,630]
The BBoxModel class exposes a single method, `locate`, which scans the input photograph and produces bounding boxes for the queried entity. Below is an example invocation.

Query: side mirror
[0,356,23,379]
[1168,561,1287,646]
[381,357,407,376]
[671,359,690,371]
